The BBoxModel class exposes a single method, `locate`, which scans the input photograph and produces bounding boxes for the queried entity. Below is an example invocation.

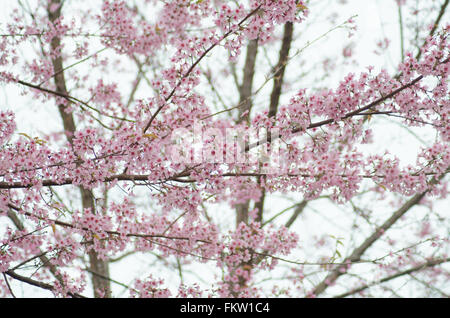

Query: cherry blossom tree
[0,0,449,298]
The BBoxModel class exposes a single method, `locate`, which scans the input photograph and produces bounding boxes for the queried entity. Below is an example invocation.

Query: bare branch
[4,270,86,298]
[311,172,447,296]
[335,258,450,298]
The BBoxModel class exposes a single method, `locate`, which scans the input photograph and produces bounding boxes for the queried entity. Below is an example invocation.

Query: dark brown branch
[15,79,133,122]
[255,21,295,224]
[245,60,450,152]
[46,0,111,297]
[268,22,294,118]
[312,191,427,296]
[237,39,259,123]
[4,270,86,298]
[5,203,213,245]
[311,172,447,296]
[285,200,308,228]
[335,257,450,298]
[2,273,16,298]
[415,0,449,61]
[1,169,447,190]
[235,37,259,226]
[7,208,65,285]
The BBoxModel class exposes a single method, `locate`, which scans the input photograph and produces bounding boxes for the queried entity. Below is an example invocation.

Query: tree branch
[46,0,111,297]
[335,257,450,298]
[268,22,294,118]
[4,270,86,298]
[311,172,447,296]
